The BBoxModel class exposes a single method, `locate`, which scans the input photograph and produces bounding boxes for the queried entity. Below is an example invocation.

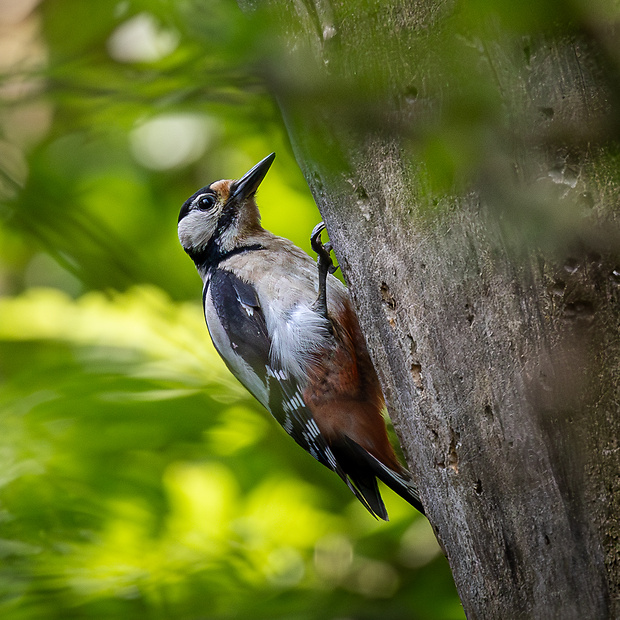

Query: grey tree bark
[241,1,620,617]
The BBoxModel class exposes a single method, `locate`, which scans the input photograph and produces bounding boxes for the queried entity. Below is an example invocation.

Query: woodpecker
[178,153,424,520]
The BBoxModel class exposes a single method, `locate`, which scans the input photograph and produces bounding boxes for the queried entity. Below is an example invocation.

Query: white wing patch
[239,300,254,317]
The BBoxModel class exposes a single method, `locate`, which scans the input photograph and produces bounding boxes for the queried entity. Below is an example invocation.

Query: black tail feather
[332,459,387,520]
[349,471,389,521]
[336,437,425,518]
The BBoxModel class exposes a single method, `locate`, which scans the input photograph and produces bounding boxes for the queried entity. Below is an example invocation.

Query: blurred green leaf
[0,287,456,619]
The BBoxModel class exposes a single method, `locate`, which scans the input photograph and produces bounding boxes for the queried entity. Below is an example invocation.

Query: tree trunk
[241,1,620,617]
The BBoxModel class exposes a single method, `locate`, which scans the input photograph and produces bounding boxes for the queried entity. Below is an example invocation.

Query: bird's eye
[197,194,215,211]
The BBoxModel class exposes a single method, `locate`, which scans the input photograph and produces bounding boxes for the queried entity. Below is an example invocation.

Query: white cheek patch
[178,210,218,250]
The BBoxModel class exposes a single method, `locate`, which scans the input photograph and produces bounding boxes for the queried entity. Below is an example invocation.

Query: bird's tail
[336,437,425,520]
[345,437,425,521]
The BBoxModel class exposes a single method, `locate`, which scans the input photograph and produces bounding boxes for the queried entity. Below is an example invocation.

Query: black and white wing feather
[204,268,382,517]
[206,268,336,466]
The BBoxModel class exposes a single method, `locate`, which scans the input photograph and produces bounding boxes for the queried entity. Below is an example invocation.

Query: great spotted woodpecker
[178,153,424,520]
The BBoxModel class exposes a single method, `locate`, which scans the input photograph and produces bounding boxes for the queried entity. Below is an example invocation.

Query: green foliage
[0,288,458,619]
[0,1,461,618]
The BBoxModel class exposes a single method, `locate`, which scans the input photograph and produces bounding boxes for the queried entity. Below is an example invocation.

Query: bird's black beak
[230,153,275,202]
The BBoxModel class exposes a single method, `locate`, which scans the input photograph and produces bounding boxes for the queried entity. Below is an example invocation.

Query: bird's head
[178,152,275,263]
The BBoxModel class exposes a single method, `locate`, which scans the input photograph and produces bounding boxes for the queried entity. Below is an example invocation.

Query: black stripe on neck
[190,243,265,273]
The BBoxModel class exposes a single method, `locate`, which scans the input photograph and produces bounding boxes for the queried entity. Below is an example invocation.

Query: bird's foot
[311,221,337,276]
[311,222,338,322]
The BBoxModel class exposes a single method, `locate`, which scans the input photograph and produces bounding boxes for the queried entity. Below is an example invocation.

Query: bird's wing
[206,269,352,472]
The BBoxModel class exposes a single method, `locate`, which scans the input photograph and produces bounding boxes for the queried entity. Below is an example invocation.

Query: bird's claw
[311,222,338,275]
[311,221,338,323]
